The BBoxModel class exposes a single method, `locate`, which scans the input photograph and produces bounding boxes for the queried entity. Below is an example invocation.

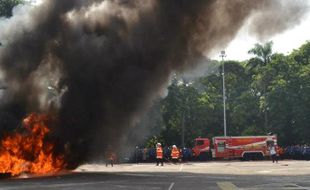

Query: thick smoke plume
[0,0,308,167]
[248,0,310,40]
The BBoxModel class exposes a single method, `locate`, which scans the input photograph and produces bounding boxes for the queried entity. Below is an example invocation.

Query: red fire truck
[213,135,278,160]
[192,135,278,160]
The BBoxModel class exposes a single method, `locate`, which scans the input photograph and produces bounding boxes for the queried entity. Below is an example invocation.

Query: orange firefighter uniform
[171,145,180,163]
[156,143,164,166]
[105,151,116,167]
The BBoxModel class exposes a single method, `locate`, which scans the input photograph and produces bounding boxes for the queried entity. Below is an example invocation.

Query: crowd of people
[283,145,310,160]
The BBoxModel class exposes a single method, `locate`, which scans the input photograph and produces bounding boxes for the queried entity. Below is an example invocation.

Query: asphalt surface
[0,160,310,190]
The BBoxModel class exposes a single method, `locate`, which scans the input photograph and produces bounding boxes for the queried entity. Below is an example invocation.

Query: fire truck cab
[192,138,212,160]
[212,135,277,160]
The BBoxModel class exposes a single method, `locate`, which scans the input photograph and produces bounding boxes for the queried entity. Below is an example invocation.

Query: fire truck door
[216,141,228,158]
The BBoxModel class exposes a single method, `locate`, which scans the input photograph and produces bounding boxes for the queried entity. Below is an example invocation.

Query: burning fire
[0,113,65,176]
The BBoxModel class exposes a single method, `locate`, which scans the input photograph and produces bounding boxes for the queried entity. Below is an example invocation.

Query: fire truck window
[217,142,225,152]
[197,140,204,146]
[266,140,274,146]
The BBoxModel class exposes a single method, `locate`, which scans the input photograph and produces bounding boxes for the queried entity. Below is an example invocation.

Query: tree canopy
[0,0,24,18]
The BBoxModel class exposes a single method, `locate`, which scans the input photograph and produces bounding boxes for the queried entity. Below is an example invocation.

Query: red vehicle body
[213,135,278,160]
[192,135,278,160]
[192,138,211,160]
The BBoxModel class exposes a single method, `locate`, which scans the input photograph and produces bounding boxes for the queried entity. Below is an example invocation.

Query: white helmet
[157,143,161,146]
[172,145,177,148]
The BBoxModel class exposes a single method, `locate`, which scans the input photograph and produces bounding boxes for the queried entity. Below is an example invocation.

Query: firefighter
[142,147,148,162]
[105,150,116,167]
[278,146,284,160]
[156,143,164,166]
[171,145,180,164]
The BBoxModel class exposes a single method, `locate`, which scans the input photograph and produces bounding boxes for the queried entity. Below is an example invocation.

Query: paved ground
[0,160,310,190]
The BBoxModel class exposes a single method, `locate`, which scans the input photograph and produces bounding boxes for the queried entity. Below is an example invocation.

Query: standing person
[179,148,183,162]
[156,143,164,166]
[105,151,116,167]
[142,147,148,162]
[269,145,278,163]
[278,146,284,160]
[134,146,139,164]
[171,145,180,164]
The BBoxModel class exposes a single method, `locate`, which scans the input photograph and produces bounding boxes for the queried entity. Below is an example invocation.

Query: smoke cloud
[248,0,310,40]
[0,0,308,167]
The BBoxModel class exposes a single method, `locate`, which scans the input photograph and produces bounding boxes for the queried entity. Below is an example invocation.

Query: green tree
[249,41,310,145]
[247,41,274,132]
[223,61,262,135]
[0,0,24,18]
[290,41,310,65]
[160,76,203,147]
[248,41,273,68]
[196,73,223,138]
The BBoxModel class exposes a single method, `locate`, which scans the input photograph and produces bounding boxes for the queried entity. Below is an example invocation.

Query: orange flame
[0,113,65,176]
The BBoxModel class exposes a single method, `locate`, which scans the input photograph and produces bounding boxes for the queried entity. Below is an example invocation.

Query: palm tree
[247,41,273,69]
[247,41,274,132]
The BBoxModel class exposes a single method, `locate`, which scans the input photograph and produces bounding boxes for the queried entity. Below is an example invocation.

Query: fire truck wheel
[242,152,264,161]
[198,152,211,161]
[256,153,264,160]
[242,153,250,161]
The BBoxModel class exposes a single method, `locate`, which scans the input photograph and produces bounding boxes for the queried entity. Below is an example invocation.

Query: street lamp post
[181,80,192,148]
[181,110,185,148]
[220,51,227,137]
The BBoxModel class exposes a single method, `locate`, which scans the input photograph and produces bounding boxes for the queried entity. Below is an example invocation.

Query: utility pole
[181,80,191,148]
[220,51,227,137]
[181,111,185,148]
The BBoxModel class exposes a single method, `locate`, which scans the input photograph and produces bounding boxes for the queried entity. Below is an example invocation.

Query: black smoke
[0,0,308,168]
